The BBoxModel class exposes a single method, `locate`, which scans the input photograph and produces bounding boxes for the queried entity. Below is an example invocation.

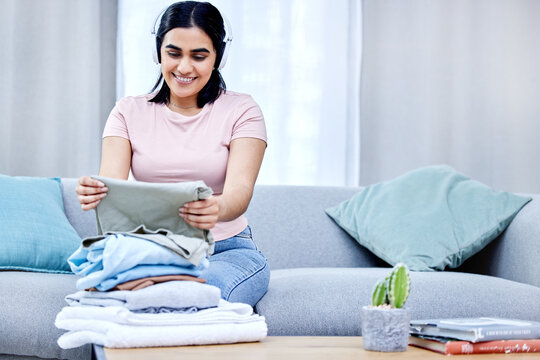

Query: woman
[76,1,269,306]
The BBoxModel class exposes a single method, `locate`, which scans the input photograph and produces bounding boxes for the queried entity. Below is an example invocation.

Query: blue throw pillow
[326,165,531,271]
[0,174,81,273]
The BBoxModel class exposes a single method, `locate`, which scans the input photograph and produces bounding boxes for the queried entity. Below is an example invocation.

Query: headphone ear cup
[218,39,231,70]
[152,39,160,64]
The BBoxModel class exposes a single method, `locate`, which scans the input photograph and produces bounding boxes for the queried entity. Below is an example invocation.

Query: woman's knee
[226,258,270,306]
[203,243,270,306]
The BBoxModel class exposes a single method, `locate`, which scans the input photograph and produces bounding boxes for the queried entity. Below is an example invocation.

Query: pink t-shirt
[102,91,267,241]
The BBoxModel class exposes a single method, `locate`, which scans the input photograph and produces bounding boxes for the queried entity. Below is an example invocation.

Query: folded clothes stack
[56,282,267,348]
[56,178,267,349]
[56,233,267,348]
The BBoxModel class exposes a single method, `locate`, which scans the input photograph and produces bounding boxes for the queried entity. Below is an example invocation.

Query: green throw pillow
[0,174,81,273]
[326,165,531,271]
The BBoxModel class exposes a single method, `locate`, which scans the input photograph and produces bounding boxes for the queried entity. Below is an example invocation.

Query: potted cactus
[361,263,411,352]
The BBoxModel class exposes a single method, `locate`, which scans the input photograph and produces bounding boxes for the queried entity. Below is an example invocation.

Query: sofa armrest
[61,178,98,239]
[460,195,540,288]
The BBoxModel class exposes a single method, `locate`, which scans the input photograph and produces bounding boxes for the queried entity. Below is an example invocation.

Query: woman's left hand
[179,196,221,230]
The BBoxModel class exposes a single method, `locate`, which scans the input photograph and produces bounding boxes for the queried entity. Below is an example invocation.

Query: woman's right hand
[76,176,108,211]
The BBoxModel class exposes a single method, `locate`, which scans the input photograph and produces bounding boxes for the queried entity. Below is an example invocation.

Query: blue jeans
[199,226,270,307]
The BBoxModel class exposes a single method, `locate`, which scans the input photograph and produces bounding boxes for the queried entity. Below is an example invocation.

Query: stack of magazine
[409,317,540,355]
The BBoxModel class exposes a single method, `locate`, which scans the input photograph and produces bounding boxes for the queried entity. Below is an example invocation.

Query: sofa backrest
[60,179,385,271]
[60,179,540,287]
[245,185,386,270]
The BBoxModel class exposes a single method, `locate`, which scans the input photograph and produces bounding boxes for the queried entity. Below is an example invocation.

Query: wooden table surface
[101,336,540,360]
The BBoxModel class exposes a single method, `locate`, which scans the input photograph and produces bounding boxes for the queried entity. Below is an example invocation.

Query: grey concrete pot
[361,306,411,352]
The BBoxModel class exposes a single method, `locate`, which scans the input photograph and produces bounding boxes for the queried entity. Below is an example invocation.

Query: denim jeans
[199,226,270,307]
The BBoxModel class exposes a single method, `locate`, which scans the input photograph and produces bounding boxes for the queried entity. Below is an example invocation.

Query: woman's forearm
[217,184,254,222]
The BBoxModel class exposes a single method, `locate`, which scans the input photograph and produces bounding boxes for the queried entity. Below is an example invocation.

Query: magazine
[410,317,540,342]
[409,335,540,354]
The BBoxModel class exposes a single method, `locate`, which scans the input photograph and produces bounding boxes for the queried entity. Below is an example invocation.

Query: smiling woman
[159,27,216,113]
[75,1,270,307]
[117,0,363,187]
[149,2,229,112]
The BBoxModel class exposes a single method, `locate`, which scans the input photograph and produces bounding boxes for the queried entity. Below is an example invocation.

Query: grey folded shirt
[65,281,221,310]
[83,176,215,259]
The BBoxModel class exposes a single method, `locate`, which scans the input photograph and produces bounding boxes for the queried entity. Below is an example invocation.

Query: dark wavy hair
[149,1,227,107]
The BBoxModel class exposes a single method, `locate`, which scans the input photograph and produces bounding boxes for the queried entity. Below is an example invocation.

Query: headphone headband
[151,5,233,70]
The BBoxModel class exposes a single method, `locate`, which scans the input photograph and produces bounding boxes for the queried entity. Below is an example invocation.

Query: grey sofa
[1,179,540,359]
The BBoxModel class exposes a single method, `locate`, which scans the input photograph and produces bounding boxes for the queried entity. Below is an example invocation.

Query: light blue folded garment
[83,228,209,266]
[68,233,208,291]
[93,263,208,291]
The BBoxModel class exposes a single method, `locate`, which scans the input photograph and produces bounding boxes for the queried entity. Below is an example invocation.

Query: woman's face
[160,26,217,107]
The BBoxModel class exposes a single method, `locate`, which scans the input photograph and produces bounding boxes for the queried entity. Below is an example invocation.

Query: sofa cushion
[0,175,81,273]
[458,193,540,288]
[325,165,531,271]
[0,271,91,359]
[255,267,540,336]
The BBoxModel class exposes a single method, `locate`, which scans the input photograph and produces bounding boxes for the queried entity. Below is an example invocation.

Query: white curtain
[4,0,538,193]
[361,0,540,193]
[0,0,117,178]
[117,0,362,186]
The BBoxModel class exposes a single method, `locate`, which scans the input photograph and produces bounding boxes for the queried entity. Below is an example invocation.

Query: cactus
[371,278,388,306]
[371,263,410,309]
[388,263,410,308]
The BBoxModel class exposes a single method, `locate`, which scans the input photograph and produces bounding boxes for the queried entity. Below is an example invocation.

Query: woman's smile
[172,73,197,85]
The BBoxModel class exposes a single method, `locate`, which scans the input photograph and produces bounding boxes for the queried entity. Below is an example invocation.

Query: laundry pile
[55,177,267,348]
[56,279,267,348]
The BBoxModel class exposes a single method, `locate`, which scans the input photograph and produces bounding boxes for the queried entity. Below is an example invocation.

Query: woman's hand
[179,196,221,230]
[75,176,108,211]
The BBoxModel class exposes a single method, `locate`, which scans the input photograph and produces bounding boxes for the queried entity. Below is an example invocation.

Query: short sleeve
[102,99,130,140]
[231,97,267,144]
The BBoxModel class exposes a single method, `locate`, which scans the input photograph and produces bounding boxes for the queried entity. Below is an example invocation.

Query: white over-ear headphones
[151,5,233,70]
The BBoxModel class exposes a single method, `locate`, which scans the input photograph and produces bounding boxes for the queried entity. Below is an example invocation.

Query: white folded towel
[65,281,221,311]
[55,299,267,349]
[57,300,255,326]
[57,320,267,349]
